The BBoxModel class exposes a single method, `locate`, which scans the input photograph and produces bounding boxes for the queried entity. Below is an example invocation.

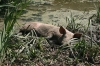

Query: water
[29,0,100,11]
[0,0,100,30]
[53,1,100,11]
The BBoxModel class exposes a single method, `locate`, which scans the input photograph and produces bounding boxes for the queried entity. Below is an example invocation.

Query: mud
[0,0,100,28]
[16,0,100,27]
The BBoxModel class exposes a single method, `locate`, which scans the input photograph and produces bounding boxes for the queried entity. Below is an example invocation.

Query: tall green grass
[66,11,85,33]
[0,0,30,65]
[94,3,100,24]
[65,11,100,63]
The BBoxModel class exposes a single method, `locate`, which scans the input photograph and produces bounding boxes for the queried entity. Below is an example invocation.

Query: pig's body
[20,22,81,44]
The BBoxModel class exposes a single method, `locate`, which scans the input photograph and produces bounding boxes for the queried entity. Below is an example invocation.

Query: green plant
[0,0,30,65]
[0,0,28,16]
[66,12,84,33]
[71,38,99,63]
[65,11,100,64]
[67,23,99,63]
[94,4,100,23]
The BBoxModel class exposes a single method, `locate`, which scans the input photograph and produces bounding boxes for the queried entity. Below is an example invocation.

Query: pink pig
[20,22,82,45]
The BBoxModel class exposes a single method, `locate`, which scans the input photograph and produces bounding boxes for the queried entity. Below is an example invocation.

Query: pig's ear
[59,26,66,34]
[73,33,82,39]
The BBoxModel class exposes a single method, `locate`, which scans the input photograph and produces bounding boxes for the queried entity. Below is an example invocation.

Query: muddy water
[53,0,100,10]
[53,2,100,11]
[0,0,100,30]
[27,1,100,11]
[19,1,99,26]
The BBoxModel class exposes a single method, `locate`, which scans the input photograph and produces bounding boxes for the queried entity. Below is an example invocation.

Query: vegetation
[0,0,100,66]
[66,12,100,64]
[95,4,100,23]
[0,0,30,65]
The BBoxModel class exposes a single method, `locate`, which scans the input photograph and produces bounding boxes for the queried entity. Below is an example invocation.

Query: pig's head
[58,26,82,44]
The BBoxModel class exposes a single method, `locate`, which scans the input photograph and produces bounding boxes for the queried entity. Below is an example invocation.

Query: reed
[0,0,30,65]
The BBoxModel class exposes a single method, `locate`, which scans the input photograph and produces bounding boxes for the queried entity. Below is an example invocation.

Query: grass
[94,3,100,24]
[0,1,100,65]
[66,11,85,33]
[0,0,30,65]
[65,10,100,64]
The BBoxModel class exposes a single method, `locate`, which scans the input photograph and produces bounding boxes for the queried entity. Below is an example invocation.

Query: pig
[19,22,82,45]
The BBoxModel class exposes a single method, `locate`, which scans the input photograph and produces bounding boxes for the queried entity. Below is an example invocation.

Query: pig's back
[33,22,60,37]
[21,22,60,37]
